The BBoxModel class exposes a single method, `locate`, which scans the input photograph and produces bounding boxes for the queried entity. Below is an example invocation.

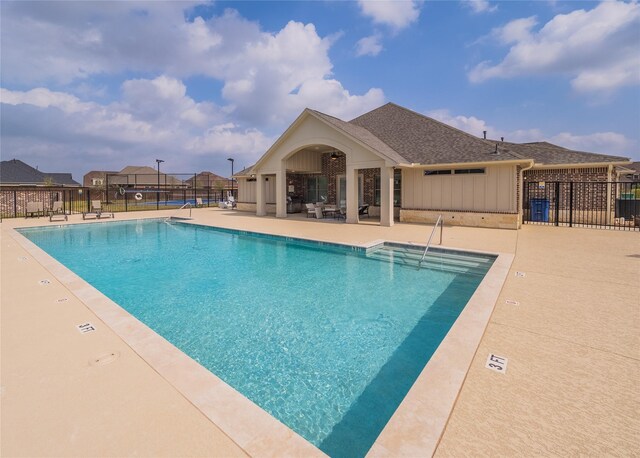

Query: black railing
[523,181,640,230]
[0,186,236,219]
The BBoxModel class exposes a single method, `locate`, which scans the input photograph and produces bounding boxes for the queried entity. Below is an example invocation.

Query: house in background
[234,103,631,229]
[0,159,80,187]
[185,171,231,191]
[83,166,186,189]
[83,170,118,187]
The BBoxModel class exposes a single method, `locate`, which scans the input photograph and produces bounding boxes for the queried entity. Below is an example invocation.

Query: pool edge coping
[8,218,513,457]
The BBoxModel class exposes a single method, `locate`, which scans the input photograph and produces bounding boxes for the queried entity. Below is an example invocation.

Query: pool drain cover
[89,352,120,367]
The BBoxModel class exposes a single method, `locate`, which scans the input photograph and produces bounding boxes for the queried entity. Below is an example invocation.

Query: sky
[1,0,639,182]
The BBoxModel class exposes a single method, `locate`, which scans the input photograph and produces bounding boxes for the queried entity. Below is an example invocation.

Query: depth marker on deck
[76,323,96,334]
[505,299,520,306]
[515,271,526,278]
[486,354,508,373]
[38,279,51,285]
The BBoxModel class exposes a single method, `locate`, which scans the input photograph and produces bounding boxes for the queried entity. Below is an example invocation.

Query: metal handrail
[418,214,443,267]
[167,202,192,220]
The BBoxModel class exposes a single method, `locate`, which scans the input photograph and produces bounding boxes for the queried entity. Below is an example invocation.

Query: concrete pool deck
[1,208,638,456]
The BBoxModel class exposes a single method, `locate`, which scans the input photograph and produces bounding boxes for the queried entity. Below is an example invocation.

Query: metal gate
[523,181,640,231]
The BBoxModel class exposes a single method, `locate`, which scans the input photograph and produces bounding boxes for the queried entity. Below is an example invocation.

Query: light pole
[156,159,164,210]
[227,158,234,202]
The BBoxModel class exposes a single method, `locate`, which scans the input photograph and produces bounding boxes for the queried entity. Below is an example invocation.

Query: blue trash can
[530,198,550,222]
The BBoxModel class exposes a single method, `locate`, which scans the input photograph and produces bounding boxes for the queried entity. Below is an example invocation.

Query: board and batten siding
[402,164,517,213]
[285,150,322,173]
[238,177,276,203]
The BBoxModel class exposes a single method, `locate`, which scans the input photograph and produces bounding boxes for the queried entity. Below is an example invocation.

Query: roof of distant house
[186,171,228,183]
[0,159,80,186]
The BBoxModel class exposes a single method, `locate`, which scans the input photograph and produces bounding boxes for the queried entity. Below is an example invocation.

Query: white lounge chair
[305,203,316,218]
[83,200,114,219]
[49,201,67,222]
[25,201,44,218]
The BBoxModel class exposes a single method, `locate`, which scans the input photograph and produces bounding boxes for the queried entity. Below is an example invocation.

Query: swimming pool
[19,219,495,457]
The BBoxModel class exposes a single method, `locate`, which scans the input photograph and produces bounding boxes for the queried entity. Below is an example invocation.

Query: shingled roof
[349,103,525,164]
[501,141,629,165]
[342,103,628,166]
[0,159,80,186]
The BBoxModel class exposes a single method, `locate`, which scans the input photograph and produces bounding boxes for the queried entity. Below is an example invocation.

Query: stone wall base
[400,209,520,230]
[236,203,276,214]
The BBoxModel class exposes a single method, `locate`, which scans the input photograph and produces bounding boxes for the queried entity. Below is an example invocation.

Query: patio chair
[49,201,67,222]
[228,195,237,209]
[305,203,316,218]
[195,197,203,208]
[25,201,44,218]
[83,200,114,220]
[358,204,370,218]
[218,201,228,209]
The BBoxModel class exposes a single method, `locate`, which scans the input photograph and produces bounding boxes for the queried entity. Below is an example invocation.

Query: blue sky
[1,0,638,181]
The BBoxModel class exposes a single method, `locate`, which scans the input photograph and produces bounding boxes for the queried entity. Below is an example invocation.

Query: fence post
[555,182,560,226]
[568,182,574,227]
[13,190,17,218]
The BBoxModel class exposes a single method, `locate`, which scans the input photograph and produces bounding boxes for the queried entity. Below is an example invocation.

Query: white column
[256,174,266,216]
[346,164,359,224]
[275,163,287,218]
[380,166,394,227]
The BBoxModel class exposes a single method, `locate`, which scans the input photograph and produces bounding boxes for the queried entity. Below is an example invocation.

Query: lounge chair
[25,201,44,218]
[83,200,114,219]
[49,201,67,222]
[218,201,228,209]
[305,203,316,218]
[358,204,369,218]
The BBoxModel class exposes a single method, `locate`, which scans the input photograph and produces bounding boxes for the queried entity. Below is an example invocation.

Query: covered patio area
[236,108,403,226]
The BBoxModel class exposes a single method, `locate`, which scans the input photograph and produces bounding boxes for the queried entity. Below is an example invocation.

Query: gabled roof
[0,159,80,186]
[185,171,228,183]
[248,102,630,174]
[310,110,407,164]
[115,165,184,185]
[349,103,525,165]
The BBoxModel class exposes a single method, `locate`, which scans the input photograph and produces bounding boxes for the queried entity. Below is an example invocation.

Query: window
[454,168,485,174]
[424,170,452,176]
[424,168,485,176]
[374,170,401,207]
[92,178,104,185]
[306,176,327,202]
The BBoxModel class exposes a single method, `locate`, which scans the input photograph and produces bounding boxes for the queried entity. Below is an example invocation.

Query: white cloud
[468,1,640,92]
[0,79,275,180]
[465,0,498,14]
[357,0,421,30]
[356,34,384,57]
[427,108,633,155]
[0,4,384,129]
[548,132,633,155]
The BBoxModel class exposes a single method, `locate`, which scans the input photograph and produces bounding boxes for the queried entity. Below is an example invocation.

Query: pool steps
[365,245,494,275]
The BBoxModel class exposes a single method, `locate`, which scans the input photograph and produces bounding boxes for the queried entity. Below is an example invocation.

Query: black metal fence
[523,181,640,230]
[0,185,236,219]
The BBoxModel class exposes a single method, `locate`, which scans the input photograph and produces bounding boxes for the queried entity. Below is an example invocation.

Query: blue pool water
[19,220,493,457]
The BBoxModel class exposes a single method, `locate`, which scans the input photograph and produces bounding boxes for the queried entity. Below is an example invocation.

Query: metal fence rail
[0,186,234,219]
[523,181,640,231]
